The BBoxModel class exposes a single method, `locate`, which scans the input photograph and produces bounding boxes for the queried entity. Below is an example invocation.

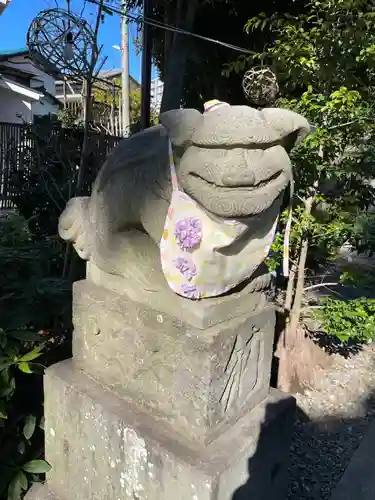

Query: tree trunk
[277,195,315,393]
[288,235,309,347]
[67,1,103,282]
[75,78,93,197]
[160,0,199,112]
[275,261,297,359]
[164,4,174,72]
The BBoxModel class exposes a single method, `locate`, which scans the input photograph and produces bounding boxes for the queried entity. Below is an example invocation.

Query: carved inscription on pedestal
[219,326,261,417]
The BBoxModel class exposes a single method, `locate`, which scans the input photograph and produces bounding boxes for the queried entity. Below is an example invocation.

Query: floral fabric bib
[159,140,279,299]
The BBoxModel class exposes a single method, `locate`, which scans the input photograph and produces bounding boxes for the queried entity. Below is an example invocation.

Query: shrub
[0,214,70,500]
[9,118,119,238]
[315,296,375,344]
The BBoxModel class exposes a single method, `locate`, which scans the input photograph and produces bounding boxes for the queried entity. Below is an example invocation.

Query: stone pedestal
[27,280,295,500]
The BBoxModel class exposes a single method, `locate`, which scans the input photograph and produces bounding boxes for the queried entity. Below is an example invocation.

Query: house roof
[0,47,62,78]
[0,48,29,60]
[0,62,37,79]
[0,0,11,16]
[0,74,44,101]
[99,69,122,79]
[98,69,139,87]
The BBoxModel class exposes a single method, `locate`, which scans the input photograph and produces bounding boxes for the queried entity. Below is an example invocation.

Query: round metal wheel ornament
[27,8,101,79]
[242,66,279,107]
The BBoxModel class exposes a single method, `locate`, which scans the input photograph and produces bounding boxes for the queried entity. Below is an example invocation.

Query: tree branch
[327,120,363,130]
[301,305,322,312]
[304,282,339,291]
[75,0,104,197]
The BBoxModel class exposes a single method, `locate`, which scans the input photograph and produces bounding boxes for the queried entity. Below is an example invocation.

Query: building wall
[56,76,139,102]
[0,88,32,123]
[0,56,59,122]
[130,77,140,93]
[30,73,56,97]
[31,99,59,118]
[0,86,57,124]
[151,78,164,114]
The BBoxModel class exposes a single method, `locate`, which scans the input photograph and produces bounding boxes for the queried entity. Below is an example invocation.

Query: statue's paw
[74,232,91,260]
[58,197,91,259]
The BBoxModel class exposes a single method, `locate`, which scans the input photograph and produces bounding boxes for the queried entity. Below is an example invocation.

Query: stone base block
[42,360,295,500]
[72,280,275,443]
[86,262,271,330]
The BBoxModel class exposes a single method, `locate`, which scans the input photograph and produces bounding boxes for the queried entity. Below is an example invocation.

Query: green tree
[94,77,121,109]
[96,0,307,111]
[178,0,307,109]
[227,0,375,391]
[94,79,158,126]
[94,79,137,123]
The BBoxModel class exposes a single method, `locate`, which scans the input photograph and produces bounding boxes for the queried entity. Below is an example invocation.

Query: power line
[87,0,257,55]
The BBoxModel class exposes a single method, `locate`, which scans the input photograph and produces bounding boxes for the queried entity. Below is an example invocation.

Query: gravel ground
[287,343,375,500]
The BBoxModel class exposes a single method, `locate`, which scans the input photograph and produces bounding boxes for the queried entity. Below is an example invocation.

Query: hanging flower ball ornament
[242,67,279,107]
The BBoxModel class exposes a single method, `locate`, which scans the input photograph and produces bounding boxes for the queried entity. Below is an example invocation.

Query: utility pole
[140,0,152,130]
[121,2,130,136]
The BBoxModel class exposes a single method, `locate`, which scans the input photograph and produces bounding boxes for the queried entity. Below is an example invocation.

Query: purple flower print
[180,283,200,299]
[174,256,197,279]
[174,217,202,250]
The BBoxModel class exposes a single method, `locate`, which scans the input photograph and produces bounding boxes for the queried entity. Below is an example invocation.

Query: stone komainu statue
[59,101,310,301]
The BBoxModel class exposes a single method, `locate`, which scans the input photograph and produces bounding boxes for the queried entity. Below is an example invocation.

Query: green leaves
[0,400,8,419]
[19,347,44,363]
[18,472,28,491]
[22,460,51,474]
[0,214,64,500]
[8,473,23,500]
[23,415,37,440]
[0,368,15,398]
[229,0,375,100]
[245,12,268,33]
[7,471,28,500]
[7,331,44,342]
[315,297,375,343]
[0,346,45,374]
[17,362,32,374]
[5,461,51,500]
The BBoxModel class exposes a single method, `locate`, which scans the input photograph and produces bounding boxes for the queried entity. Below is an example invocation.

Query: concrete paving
[330,418,375,500]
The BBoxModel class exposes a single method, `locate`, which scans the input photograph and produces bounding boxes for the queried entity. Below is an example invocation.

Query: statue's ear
[261,108,311,151]
[159,109,202,148]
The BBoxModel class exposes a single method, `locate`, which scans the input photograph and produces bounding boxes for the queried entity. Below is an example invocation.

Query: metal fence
[0,122,27,209]
[0,121,120,209]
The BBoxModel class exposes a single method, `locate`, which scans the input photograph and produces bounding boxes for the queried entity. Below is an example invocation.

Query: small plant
[315,297,375,344]
[56,109,83,130]
[0,214,69,499]
[0,327,51,500]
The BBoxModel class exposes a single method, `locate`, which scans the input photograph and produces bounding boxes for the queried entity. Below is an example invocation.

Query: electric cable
[87,0,257,55]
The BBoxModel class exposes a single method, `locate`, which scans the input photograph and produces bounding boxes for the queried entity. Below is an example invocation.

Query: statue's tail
[58,197,91,260]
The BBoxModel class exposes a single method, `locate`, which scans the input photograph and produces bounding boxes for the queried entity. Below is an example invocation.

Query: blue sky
[0,0,155,82]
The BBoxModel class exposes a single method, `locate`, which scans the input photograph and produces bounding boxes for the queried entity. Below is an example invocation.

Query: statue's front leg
[90,230,169,295]
[58,197,91,260]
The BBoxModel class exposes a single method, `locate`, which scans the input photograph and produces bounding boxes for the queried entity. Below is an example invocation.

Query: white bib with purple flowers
[159,140,279,300]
